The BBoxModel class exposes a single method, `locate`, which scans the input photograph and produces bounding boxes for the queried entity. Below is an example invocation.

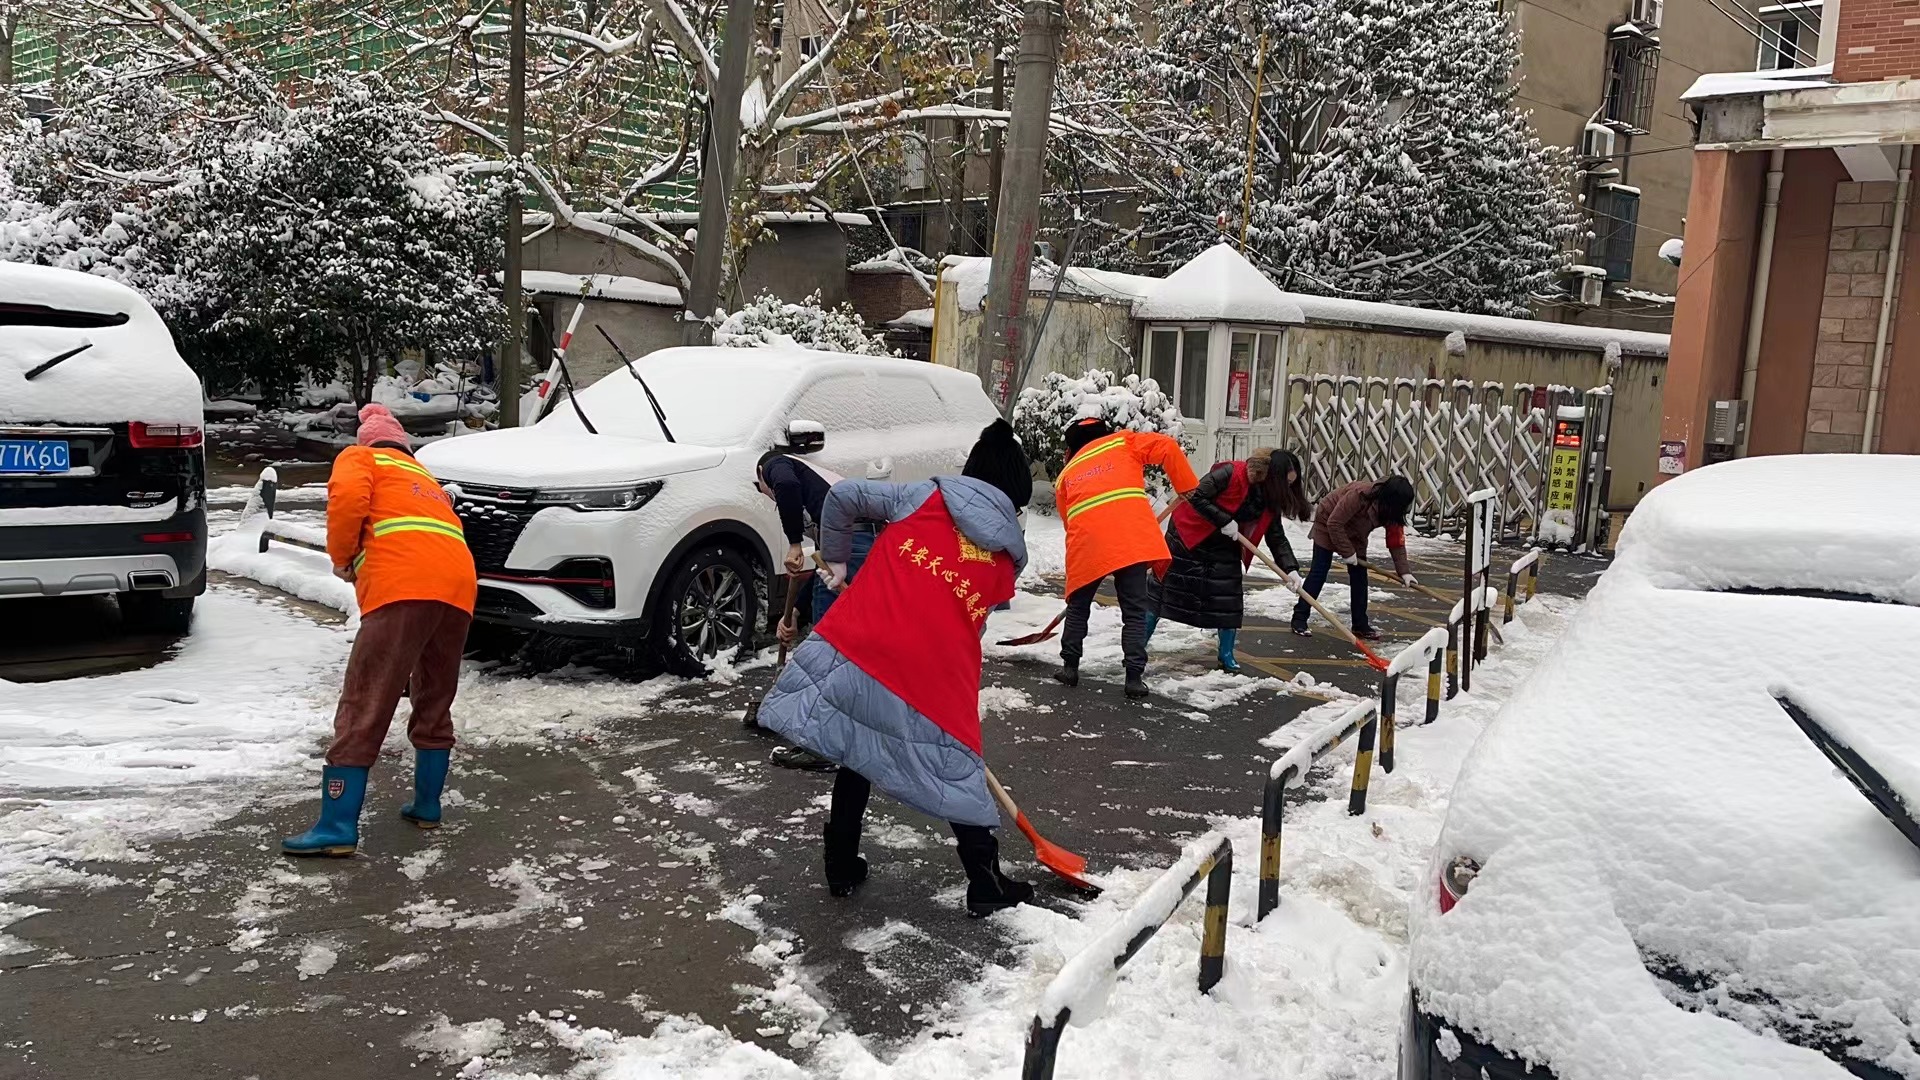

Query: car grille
[475,585,545,619]
[451,486,539,574]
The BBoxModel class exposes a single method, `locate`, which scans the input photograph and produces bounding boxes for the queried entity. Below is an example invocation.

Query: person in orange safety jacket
[1051,416,1198,698]
[282,403,477,858]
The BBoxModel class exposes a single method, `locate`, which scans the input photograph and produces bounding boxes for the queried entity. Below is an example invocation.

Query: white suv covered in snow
[1402,455,1920,1080]
[416,345,998,670]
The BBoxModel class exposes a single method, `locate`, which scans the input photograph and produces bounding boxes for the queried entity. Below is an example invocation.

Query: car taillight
[1438,855,1480,914]
[142,531,195,543]
[129,422,204,449]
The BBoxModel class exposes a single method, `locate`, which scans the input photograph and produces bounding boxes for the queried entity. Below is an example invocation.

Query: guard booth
[1129,246,1307,474]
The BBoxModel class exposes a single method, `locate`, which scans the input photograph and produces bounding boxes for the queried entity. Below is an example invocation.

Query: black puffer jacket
[1147,462,1299,630]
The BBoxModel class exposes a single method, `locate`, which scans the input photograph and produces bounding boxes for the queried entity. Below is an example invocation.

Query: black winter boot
[954,826,1034,917]
[823,823,868,897]
[1124,672,1150,699]
[1053,661,1079,687]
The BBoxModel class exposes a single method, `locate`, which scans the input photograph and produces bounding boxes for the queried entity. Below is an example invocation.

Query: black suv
[1,265,207,633]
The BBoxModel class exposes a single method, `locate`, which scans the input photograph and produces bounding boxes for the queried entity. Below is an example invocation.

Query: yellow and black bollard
[1425,647,1443,724]
[1379,673,1397,773]
[1348,713,1376,816]
[1198,845,1232,993]
[1444,617,1460,700]
[1258,770,1287,920]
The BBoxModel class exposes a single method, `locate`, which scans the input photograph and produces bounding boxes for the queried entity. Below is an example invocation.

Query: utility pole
[984,55,1006,251]
[978,1,1061,411]
[499,0,527,426]
[683,0,757,344]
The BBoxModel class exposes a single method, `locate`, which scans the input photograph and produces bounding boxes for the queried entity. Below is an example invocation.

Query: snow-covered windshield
[541,348,803,448]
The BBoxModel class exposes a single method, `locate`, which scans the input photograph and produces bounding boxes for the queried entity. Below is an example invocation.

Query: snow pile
[1131,243,1306,324]
[938,255,1161,314]
[712,292,895,356]
[1011,369,1184,487]
[1413,569,1920,1078]
[1612,454,1920,604]
[207,520,359,619]
[515,270,681,307]
[1680,62,1833,101]
[0,263,202,426]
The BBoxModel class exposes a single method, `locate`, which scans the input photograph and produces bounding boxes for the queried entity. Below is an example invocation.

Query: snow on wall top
[939,255,1161,314]
[1680,62,1833,101]
[511,271,682,307]
[0,263,203,426]
[1613,454,1920,603]
[942,249,1667,357]
[1415,575,1920,1079]
[1131,243,1306,324]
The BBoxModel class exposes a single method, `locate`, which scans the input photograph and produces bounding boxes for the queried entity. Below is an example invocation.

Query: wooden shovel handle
[1237,535,1361,648]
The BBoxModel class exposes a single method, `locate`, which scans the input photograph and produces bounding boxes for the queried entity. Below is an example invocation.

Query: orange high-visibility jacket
[1054,430,1199,595]
[326,445,478,617]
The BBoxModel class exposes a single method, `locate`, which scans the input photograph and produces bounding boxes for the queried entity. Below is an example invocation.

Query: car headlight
[531,480,663,512]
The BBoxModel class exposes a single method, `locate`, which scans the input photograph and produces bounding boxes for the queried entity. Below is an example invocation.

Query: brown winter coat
[1309,480,1412,579]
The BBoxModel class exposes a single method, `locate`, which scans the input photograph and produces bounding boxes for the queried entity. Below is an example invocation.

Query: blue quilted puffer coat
[758,476,1027,827]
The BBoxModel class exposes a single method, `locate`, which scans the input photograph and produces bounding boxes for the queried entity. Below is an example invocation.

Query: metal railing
[1022,833,1235,1080]
[1381,628,1449,772]
[251,468,330,557]
[1505,548,1543,624]
[1256,699,1379,921]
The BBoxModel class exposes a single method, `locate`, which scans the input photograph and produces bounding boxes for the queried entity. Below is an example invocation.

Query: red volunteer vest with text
[814,490,1017,754]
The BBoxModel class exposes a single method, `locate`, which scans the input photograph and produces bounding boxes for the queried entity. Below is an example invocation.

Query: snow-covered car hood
[0,264,202,426]
[415,427,725,488]
[1411,576,1920,1080]
[1614,454,1920,604]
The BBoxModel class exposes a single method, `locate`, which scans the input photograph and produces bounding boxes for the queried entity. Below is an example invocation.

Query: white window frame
[1143,323,1211,421]
[1224,328,1284,427]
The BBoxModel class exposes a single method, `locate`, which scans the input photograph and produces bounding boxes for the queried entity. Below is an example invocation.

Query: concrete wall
[524,296,680,388]
[525,220,854,309]
[1516,0,1766,313]
[930,283,1137,389]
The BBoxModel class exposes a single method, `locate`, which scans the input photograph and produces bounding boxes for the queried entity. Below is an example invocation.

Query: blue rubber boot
[1217,629,1242,673]
[401,749,450,829]
[281,765,368,857]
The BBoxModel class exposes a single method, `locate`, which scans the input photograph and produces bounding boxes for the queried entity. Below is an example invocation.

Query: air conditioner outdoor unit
[1632,0,1664,29]
[1578,275,1606,307]
[1581,123,1617,160]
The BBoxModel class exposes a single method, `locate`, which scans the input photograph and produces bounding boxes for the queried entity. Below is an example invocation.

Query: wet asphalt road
[0,543,1601,1078]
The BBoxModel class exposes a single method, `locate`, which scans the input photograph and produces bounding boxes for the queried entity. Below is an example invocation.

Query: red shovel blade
[1014,810,1099,892]
[996,608,1068,647]
[1355,642,1391,671]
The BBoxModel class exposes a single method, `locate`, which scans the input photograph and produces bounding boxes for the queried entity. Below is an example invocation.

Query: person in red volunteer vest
[1146,449,1311,673]
[756,421,1039,917]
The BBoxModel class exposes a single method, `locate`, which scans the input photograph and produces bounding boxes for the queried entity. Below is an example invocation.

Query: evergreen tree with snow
[1076,0,1583,317]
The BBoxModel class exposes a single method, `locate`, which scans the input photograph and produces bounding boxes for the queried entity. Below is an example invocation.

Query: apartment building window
[800,35,821,58]
[1758,2,1821,69]
[1603,30,1659,133]
[1585,180,1641,281]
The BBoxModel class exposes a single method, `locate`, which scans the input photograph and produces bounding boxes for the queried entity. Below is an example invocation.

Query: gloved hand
[1219,520,1241,542]
[1342,554,1362,567]
[784,543,807,574]
[1402,573,1420,587]
[1285,570,1304,589]
[822,561,850,592]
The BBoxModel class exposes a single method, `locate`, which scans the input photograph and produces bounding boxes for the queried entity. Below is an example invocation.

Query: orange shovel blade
[1014,810,1099,892]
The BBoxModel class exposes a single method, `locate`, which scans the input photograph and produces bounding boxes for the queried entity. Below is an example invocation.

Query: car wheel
[656,545,758,676]
[119,592,195,635]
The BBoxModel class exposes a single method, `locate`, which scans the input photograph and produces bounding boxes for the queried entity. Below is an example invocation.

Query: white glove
[1402,573,1419,587]
[1285,570,1304,589]
[1219,520,1241,541]
[821,561,850,592]
[1342,554,1362,567]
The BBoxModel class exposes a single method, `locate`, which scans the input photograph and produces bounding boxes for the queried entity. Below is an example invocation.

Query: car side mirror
[785,419,825,455]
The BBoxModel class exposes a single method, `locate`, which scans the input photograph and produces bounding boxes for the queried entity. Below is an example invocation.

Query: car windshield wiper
[23,341,94,380]
[1774,689,1920,855]
[526,309,597,435]
[596,324,676,443]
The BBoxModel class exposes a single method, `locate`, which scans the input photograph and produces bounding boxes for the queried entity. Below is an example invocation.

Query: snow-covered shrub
[1013,369,1185,498]
[712,291,895,355]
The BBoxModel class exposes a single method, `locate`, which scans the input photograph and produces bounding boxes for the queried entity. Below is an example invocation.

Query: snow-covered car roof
[1613,454,1920,604]
[0,263,202,427]
[1413,573,1920,1079]
[543,345,989,449]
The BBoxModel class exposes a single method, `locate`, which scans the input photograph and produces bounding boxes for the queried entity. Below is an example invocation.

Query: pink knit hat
[356,403,411,449]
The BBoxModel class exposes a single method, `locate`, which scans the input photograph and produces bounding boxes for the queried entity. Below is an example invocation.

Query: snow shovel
[743,571,808,730]
[1356,561,1505,645]
[985,767,1099,894]
[1238,536,1390,672]
[996,501,1182,647]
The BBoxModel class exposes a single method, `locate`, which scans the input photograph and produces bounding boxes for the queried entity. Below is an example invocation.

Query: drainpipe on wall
[1736,148,1786,458]
[1863,144,1914,453]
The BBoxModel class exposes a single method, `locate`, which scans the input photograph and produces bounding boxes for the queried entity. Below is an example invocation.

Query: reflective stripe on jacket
[1054,430,1199,596]
[326,445,478,616]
